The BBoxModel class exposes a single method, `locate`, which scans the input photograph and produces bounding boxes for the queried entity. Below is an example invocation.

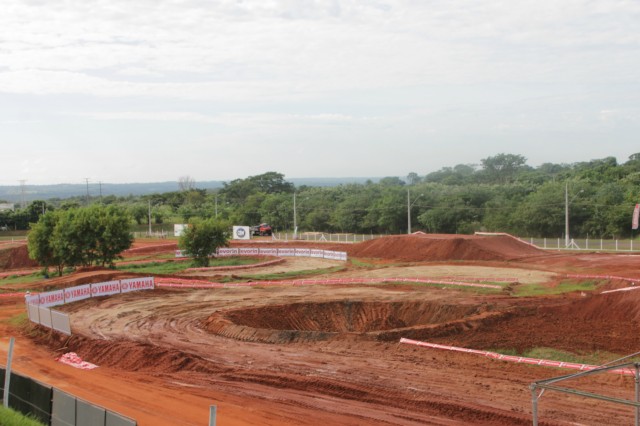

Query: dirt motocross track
[3,234,640,425]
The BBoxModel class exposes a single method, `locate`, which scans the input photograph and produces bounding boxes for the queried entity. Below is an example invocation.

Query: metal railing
[527,237,639,252]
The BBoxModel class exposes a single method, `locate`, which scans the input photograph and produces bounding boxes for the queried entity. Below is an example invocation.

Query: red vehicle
[251,223,272,236]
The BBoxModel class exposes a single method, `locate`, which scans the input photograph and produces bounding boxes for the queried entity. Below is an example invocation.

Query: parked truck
[251,223,272,236]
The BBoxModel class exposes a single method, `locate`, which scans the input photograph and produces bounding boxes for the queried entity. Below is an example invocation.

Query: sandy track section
[58,285,636,425]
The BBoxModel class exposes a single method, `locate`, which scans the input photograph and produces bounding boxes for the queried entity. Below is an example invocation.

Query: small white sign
[233,226,251,240]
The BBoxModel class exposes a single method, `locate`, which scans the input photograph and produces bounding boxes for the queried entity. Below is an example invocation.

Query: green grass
[116,257,261,274]
[4,312,28,328]
[116,261,193,274]
[490,347,640,365]
[513,279,599,297]
[0,406,46,426]
[241,266,346,281]
[0,273,46,286]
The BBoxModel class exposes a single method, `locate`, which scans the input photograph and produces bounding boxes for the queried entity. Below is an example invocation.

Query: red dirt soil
[2,234,640,425]
[0,244,38,270]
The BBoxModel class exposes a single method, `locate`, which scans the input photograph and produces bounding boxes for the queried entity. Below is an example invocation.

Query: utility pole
[565,182,584,248]
[98,181,103,202]
[565,183,569,248]
[407,189,424,234]
[407,189,411,234]
[19,180,26,209]
[293,192,297,238]
[148,199,152,236]
[85,178,90,204]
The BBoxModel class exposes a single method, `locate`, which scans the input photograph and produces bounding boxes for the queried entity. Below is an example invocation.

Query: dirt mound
[122,242,178,256]
[0,245,39,270]
[434,291,640,355]
[347,233,545,262]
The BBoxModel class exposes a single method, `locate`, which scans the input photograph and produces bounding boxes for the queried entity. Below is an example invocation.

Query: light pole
[407,189,424,234]
[564,183,584,248]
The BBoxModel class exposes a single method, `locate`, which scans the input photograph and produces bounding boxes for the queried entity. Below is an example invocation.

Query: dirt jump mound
[347,233,545,262]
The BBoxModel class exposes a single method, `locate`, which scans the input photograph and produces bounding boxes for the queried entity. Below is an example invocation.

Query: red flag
[633,204,640,230]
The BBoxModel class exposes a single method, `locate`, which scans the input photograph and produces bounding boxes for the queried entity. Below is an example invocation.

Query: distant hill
[0,177,381,203]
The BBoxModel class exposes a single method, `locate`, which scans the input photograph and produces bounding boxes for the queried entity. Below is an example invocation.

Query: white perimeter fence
[527,237,639,252]
[25,277,155,335]
[176,247,348,261]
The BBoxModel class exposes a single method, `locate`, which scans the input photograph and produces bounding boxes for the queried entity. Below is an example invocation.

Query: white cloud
[1,0,639,182]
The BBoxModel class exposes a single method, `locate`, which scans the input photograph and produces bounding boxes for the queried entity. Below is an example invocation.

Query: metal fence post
[635,364,639,426]
[531,384,538,426]
[209,405,217,426]
[3,337,14,407]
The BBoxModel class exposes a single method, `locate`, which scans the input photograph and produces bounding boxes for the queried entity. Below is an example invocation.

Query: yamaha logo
[236,228,246,238]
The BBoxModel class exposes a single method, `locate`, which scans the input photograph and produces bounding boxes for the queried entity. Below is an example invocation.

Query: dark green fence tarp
[8,372,53,424]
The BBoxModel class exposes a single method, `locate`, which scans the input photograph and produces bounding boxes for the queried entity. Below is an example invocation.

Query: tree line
[5,153,640,240]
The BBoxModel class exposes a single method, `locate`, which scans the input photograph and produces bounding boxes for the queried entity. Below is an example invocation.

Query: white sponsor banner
[39,290,65,307]
[174,224,188,237]
[25,293,40,305]
[27,304,40,323]
[91,280,122,297]
[175,250,187,258]
[633,204,640,230]
[324,250,347,261]
[217,248,239,257]
[239,247,260,256]
[64,284,92,304]
[38,306,52,328]
[120,277,154,293]
[51,310,71,335]
[233,226,251,240]
[295,248,311,257]
[310,249,324,258]
[278,248,296,257]
[259,248,279,257]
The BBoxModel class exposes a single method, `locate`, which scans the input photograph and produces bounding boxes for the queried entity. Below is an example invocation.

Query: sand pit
[3,233,640,425]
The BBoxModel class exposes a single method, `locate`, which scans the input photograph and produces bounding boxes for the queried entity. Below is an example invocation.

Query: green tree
[27,211,65,276]
[93,205,134,267]
[179,218,229,267]
[27,205,133,275]
[480,153,528,184]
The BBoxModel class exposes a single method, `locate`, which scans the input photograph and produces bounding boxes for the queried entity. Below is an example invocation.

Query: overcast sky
[1,0,639,185]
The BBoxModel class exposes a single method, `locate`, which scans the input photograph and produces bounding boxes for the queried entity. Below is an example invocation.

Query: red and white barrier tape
[0,292,26,298]
[566,273,640,283]
[156,277,502,289]
[399,338,635,376]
